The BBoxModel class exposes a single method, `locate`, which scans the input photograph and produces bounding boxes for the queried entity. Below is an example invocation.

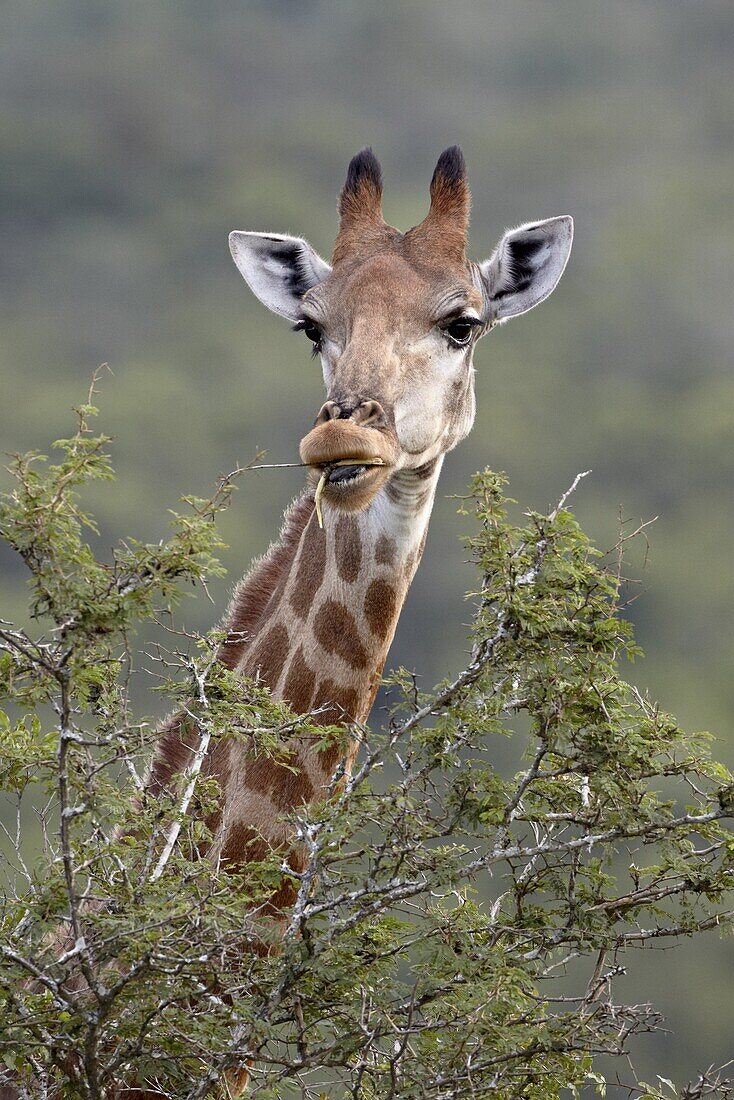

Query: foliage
[1,400,733,1099]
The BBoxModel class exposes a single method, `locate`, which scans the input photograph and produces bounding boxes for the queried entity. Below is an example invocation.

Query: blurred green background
[1,0,732,1088]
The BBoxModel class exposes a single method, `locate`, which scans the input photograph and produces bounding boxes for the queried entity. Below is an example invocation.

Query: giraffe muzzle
[299,420,399,513]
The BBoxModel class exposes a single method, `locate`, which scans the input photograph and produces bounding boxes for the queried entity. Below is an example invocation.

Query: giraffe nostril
[315,400,342,425]
[315,398,386,429]
[351,399,385,427]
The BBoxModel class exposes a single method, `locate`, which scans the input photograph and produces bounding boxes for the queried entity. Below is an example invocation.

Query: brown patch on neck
[220,823,270,867]
[364,578,398,638]
[200,738,233,839]
[282,646,317,713]
[147,712,201,800]
[220,492,315,669]
[219,825,301,923]
[312,680,362,726]
[290,518,327,619]
[263,867,300,916]
[312,679,362,772]
[314,600,369,669]
[375,534,397,565]
[335,515,362,584]
[245,622,291,689]
[245,752,315,812]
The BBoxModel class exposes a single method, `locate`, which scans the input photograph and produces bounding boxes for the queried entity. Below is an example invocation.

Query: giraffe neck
[231,457,443,735]
[150,458,443,868]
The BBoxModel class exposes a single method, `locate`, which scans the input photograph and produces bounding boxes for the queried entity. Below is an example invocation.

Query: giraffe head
[230,147,572,512]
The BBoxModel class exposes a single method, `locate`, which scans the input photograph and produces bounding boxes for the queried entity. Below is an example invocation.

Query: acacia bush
[1,394,733,1099]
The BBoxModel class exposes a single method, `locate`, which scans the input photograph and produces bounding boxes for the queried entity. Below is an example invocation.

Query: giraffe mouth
[314,458,388,491]
[313,460,388,523]
[300,422,399,514]
[309,458,391,521]
[325,463,369,485]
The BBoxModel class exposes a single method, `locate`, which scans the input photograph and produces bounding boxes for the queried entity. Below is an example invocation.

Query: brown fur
[375,534,397,565]
[201,739,233,837]
[364,579,398,638]
[148,712,201,799]
[221,493,315,668]
[338,178,382,226]
[245,752,315,813]
[332,148,398,266]
[299,418,399,466]
[282,646,317,713]
[220,823,270,867]
[314,600,369,669]
[289,527,327,619]
[405,146,470,263]
[331,147,470,271]
[246,621,291,684]
[312,679,362,725]
[335,515,362,584]
[311,679,362,771]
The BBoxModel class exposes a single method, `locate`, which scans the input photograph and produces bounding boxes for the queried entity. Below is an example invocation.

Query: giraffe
[151,146,572,893]
[146,154,571,1086]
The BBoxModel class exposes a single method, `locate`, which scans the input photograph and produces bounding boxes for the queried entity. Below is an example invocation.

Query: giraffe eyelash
[292,318,323,357]
[439,315,483,347]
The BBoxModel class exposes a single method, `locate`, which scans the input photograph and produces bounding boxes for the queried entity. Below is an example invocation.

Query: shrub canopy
[1,396,732,1098]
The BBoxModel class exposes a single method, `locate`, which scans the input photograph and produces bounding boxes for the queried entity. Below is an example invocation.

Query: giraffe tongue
[327,464,366,484]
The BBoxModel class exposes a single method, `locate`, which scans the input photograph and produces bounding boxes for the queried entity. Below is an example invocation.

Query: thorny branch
[1,450,732,1099]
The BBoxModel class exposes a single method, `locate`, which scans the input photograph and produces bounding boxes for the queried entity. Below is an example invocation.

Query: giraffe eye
[443,317,476,347]
[293,318,323,357]
[302,321,322,345]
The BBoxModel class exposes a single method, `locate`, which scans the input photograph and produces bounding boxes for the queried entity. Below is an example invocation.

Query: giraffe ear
[480,216,573,322]
[229,231,332,320]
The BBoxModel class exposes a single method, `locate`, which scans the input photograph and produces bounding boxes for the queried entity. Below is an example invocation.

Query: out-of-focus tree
[1,397,732,1097]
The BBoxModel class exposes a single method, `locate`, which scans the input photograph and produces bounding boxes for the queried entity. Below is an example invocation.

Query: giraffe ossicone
[152,141,573,905]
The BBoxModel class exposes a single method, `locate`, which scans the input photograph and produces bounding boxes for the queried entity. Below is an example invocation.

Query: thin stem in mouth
[249,461,309,470]
[247,458,386,530]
